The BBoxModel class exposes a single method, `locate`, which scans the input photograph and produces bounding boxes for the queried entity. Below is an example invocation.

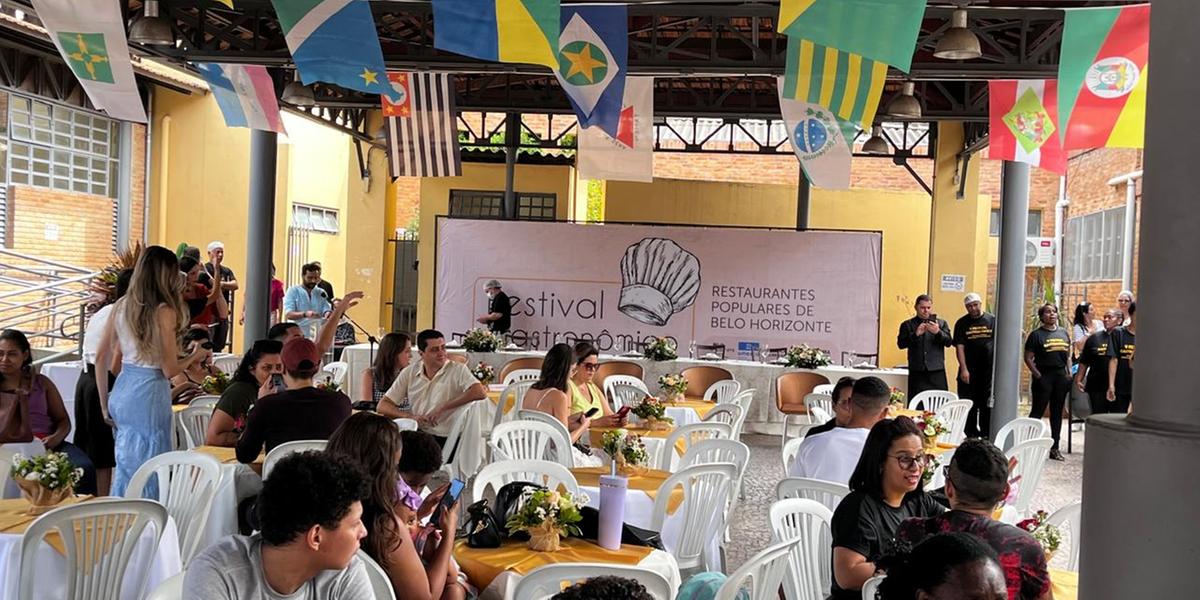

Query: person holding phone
[521,343,604,467]
[206,340,283,447]
[568,341,627,428]
[170,327,220,404]
[897,294,953,397]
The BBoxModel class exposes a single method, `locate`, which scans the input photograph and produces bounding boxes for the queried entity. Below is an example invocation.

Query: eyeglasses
[581,363,600,372]
[889,454,928,471]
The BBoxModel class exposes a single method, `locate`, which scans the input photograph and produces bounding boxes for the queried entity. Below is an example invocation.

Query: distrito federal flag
[778,77,855,189]
[988,80,1066,174]
[578,76,654,182]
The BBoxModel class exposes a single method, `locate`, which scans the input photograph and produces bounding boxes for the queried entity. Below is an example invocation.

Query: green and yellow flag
[782,37,887,130]
[779,0,926,72]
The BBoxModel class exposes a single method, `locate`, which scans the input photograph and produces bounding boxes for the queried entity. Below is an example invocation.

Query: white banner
[578,76,654,182]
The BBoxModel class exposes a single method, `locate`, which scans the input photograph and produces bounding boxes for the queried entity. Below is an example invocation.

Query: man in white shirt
[377,329,486,451]
[789,376,892,484]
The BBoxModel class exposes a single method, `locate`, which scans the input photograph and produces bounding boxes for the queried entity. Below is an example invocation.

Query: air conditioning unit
[1025,237,1055,267]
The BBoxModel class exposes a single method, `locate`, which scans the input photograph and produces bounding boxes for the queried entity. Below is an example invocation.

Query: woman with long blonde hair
[96,245,203,495]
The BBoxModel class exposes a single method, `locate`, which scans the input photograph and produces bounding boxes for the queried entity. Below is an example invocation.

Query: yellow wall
[415,162,575,329]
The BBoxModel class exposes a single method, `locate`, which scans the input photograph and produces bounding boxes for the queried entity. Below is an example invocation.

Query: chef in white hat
[953,291,996,438]
[476,279,511,334]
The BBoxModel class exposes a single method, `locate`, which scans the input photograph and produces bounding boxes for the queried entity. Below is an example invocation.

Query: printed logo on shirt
[964,324,994,340]
[1118,342,1135,360]
[1042,338,1070,353]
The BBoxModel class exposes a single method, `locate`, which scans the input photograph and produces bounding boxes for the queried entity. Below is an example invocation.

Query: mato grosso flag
[31,0,146,122]
[988,80,1066,174]
[1058,3,1149,149]
[554,4,627,138]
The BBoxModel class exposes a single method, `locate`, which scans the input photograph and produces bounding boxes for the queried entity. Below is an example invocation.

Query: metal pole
[1121,181,1137,291]
[244,130,278,348]
[503,111,519,220]
[795,167,810,230]
[988,160,1030,439]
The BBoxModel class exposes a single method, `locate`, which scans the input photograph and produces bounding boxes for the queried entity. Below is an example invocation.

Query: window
[989,208,1044,237]
[292,204,339,234]
[449,190,557,221]
[1063,207,1124,282]
[516,193,557,221]
[7,95,120,198]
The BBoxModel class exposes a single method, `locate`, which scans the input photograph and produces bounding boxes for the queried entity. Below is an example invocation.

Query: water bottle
[598,475,628,550]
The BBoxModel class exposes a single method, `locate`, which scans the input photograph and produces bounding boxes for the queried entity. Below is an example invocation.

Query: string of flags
[29,0,1149,184]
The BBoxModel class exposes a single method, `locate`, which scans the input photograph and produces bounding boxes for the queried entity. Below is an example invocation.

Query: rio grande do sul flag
[1057,4,1149,149]
[988,80,1066,174]
[31,0,146,122]
[778,77,855,189]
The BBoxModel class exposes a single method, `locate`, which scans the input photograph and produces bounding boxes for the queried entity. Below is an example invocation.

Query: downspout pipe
[1107,170,1143,292]
[1053,176,1069,305]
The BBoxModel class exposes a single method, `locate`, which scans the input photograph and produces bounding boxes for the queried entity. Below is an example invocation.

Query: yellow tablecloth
[172,403,188,413]
[455,537,655,591]
[0,495,92,554]
[193,445,265,474]
[891,407,924,419]
[571,467,683,514]
[589,425,686,457]
[1050,568,1078,600]
[675,398,717,419]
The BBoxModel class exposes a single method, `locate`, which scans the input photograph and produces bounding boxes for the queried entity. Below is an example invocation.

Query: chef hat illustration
[618,237,701,326]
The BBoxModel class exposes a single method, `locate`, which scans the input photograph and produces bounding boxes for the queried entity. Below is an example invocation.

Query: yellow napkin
[454,537,654,591]
[571,467,684,514]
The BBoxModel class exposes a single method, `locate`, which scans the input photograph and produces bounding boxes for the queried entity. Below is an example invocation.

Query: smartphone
[615,405,632,418]
[431,478,465,525]
[585,407,601,418]
[269,373,286,393]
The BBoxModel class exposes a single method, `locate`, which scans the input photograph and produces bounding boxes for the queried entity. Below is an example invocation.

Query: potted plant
[917,411,949,451]
[10,452,83,515]
[1017,510,1063,561]
[601,429,651,476]
[463,328,504,352]
[642,337,678,361]
[783,344,832,369]
[631,396,674,431]
[202,371,231,395]
[505,488,586,552]
[471,362,495,385]
[657,373,688,403]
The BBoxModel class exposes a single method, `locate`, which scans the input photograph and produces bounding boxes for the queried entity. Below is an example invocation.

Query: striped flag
[988,80,1066,174]
[385,73,462,178]
[782,37,887,130]
[195,63,286,133]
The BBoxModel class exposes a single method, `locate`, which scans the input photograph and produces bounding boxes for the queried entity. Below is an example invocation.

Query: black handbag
[463,500,503,548]
[494,481,546,537]
[577,506,665,550]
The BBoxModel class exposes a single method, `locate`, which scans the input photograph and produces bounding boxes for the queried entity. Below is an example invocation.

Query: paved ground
[724,427,1085,572]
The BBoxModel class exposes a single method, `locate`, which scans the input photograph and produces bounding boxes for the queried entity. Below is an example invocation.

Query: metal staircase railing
[0,248,98,365]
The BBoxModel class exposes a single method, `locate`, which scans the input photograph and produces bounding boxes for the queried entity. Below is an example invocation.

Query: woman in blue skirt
[96,246,204,496]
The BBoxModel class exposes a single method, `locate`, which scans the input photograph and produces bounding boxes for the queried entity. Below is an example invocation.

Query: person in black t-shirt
[1107,301,1136,414]
[804,376,856,439]
[1023,303,1072,460]
[1075,308,1121,416]
[829,417,944,599]
[953,292,996,439]
[897,294,953,397]
[200,241,238,353]
[476,279,512,334]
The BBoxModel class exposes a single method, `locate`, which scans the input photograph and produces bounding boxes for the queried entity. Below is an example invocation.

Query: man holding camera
[897,294,953,398]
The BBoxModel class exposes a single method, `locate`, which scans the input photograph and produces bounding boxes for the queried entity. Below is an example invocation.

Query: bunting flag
[578,76,653,182]
[554,5,627,138]
[778,77,855,189]
[432,0,560,69]
[1057,4,1149,149]
[385,73,462,178]
[270,0,399,100]
[782,37,887,130]
[196,63,286,133]
[30,0,146,122]
[778,0,926,72]
[988,80,1066,174]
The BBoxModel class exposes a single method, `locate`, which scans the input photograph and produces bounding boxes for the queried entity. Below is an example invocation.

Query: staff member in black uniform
[897,294,953,398]
[476,279,512,335]
[1024,303,1071,461]
[1074,308,1120,416]
[953,292,996,439]
[1107,301,1136,413]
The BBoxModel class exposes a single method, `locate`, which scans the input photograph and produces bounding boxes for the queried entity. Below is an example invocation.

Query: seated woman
[326,412,466,600]
[170,327,219,404]
[358,332,411,409]
[878,532,1007,600]
[568,341,627,428]
[205,339,283,447]
[0,329,96,494]
[830,416,945,599]
[520,343,602,467]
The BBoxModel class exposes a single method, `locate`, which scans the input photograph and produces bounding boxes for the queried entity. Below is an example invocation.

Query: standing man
[1075,308,1121,415]
[283,263,332,339]
[202,241,238,352]
[312,261,336,303]
[476,279,512,335]
[1107,301,1136,413]
[897,294,953,398]
[953,292,996,439]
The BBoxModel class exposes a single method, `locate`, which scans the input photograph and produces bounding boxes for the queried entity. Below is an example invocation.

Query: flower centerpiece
[471,362,495,385]
[631,396,674,430]
[920,453,941,489]
[202,371,230,395]
[783,344,832,369]
[657,373,688,403]
[505,488,586,552]
[462,328,504,352]
[601,429,651,475]
[642,337,678,361]
[889,387,906,409]
[917,411,949,451]
[1017,510,1062,561]
[316,379,341,392]
[10,452,83,515]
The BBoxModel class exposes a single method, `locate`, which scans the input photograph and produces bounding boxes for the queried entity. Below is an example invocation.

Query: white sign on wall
[940,274,966,292]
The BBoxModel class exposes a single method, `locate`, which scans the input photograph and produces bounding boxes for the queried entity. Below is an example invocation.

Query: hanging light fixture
[862,125,889,154]
[886,81,922,118]
[934,8,982,60]
[128,0,175,46]
[282,81,315,106]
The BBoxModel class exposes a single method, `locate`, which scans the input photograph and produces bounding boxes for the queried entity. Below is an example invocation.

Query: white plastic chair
[861,575,885,600]
[907,390,959,413]
[770,498,835,600]
[702,403,743,431]
[604,374,649,400]
[502,368,541,387]
[212,355,240,375]
[658,422,732,471]
[703,379,742,403]
[715,538,799,600]
[803,393,834,425]
[17,498,168,600]
[490,419,574,468]
[727,388,756,407]
[1,440,46,499]
[776,477,850,517]
[608,382,649,410]
[471,459,580,503]
[651,462,737,571]
[935,399,974,445]
[1005,438,1054,517]
[393,418,419,431]
[515,409,575,458]
[1046,501,1083,571]
[680,438,751,543]
[188,395,221,410]
[322,361,350,386]
[146,571,184,600]
[493,380,535,429]
[514,562,675,600]
[125,451,222,564]
[262,439,328,479]
[177,404,214,450]
[781,437,805,477]
[812,383,834,396]
[440,408,477,482]
[357,550,397,600]
[993,417,1049,451]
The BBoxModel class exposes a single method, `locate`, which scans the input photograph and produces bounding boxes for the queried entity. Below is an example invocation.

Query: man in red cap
[236,337,352,464]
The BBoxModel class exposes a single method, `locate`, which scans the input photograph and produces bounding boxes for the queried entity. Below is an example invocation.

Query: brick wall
[9,186,116,270]
[129,124,147,247]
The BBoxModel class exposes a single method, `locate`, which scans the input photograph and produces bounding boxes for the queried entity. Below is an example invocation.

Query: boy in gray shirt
[184,451,373,599]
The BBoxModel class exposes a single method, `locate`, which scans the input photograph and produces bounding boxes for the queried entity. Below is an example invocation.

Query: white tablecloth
[0,514,182,600]
[193,463,261,556]
[39,362,82,443]
[578,484,720,573]
[478,548,680,600]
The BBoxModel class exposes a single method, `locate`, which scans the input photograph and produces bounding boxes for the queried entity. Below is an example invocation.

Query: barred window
[292,204,340,234]
[449,190,556,221]
[7,95,119,198]
[1063,207,1124,282]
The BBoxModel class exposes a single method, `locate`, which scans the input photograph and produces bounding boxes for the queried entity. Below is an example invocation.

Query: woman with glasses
[568,341,628,428]
[829,416,945,600]
[521,343,603,467]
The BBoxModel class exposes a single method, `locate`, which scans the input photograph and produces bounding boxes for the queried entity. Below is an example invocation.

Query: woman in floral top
[205,340,282,446]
